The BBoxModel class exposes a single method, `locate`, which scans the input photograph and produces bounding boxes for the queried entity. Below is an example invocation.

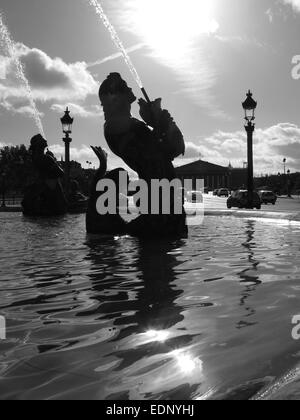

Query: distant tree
[0,145,34,195]
[0,144,96,196]
[255,172,300,195]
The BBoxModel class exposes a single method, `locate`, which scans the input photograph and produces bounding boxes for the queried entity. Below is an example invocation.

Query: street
[203,193,300,218]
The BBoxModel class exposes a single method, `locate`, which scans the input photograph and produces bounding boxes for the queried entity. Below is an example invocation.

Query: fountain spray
[0,13,45,137]
[87,0,151,104]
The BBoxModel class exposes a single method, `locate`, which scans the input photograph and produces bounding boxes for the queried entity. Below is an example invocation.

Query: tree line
[0,145,95,197]
[1,144,300,197]
[255,173,300,195]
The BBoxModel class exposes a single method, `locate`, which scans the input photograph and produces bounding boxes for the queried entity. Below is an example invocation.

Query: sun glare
[130,0,219,57]
[142,329,170,343]
[171,350,203,375]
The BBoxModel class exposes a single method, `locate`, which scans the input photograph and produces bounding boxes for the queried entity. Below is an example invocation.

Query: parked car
[227,190,261,210]
[186,190,203,203]
[217,188,230,198]
[258,190,277,205]
[213,189,219,196]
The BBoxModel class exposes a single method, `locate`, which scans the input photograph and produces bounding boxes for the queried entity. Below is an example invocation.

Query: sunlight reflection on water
[0,213,299,400]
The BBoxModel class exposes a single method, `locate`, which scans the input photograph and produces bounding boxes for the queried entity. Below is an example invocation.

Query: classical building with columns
[175,159,247,191]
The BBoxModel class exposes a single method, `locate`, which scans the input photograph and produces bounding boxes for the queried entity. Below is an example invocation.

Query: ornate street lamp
[242,90,257,209]
[61,107,74,136]
[283,158,287,176]
[60,107,74,196]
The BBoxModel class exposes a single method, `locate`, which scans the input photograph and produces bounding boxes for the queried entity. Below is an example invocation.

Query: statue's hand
[138,98,163,128]
[91,146,108,164]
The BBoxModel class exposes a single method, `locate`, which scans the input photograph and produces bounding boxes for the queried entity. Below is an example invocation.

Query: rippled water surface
[0,213,300,400]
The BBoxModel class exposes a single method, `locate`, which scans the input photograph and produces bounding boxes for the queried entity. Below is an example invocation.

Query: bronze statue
[22,134,67,216]
[100,73,185,183]
[87,73,187,237]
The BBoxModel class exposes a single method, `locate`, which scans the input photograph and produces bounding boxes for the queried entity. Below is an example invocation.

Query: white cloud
[0,43,100,120]
[175,123,300,174]
[282,0,300,12]
[51,103,103,119]
[0,42,147,119]
[16,44,97,101]
[49,143,136,176]
[183,141,203,159]
[49,144,96,162]
[0,42,147,106]
[0,96,45,118]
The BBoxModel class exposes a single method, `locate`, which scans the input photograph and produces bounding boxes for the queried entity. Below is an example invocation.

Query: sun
[128,0,219,57]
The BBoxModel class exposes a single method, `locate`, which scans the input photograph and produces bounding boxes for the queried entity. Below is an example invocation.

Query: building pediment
[176,160,230,175]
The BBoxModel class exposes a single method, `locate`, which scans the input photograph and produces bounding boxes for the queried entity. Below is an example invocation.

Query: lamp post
[242,90,257,209]
[1,171,6,208]
[283,158,287,176]
[60,107,74,197]
[287,169,291,197]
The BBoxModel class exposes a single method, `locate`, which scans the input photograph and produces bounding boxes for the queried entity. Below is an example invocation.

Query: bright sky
[0,0,300,174]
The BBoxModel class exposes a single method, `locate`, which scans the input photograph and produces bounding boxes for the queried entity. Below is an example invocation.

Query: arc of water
[87,0,151,103]
[0,13,45,137]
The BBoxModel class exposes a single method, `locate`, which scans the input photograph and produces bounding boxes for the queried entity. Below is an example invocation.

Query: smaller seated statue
[86,145,188,238]
[22,134,67,217]
[68,180,89,214]
[86,146,128,235]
